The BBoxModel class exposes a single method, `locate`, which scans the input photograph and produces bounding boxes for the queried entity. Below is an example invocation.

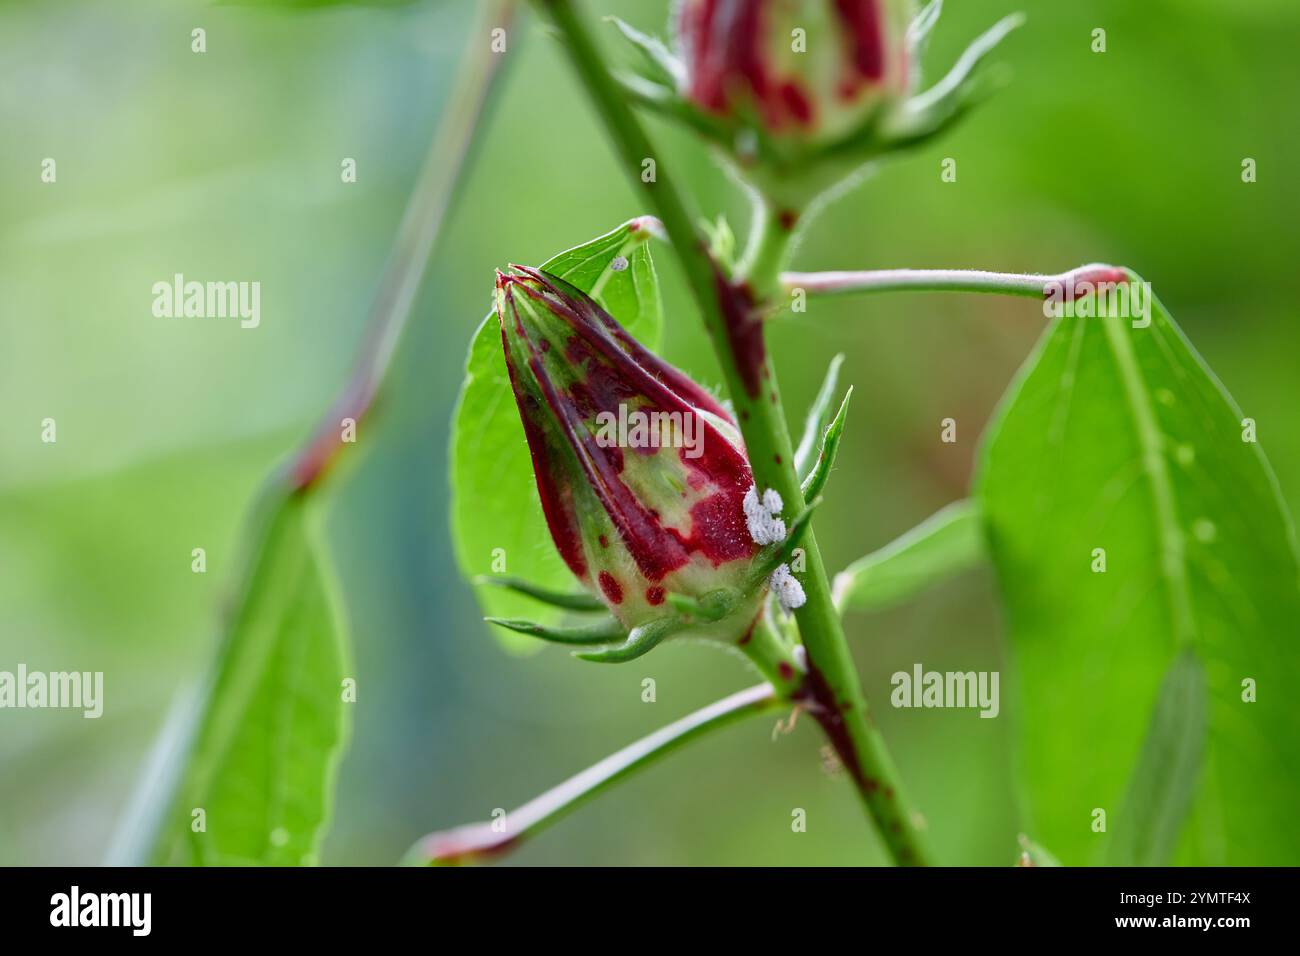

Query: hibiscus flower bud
[612,0,1018,211]
[676,0,913,148]
[495,265,767,637]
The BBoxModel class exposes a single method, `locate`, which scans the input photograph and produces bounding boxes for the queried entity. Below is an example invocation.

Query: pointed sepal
[907,0,945,61]
[794,354,845,480]
[881,13,1026,150]
[801,387,852,504]
[606,15,684,88]
[484,615,627,646]
[574,617,681,663]
[474,575,605,612]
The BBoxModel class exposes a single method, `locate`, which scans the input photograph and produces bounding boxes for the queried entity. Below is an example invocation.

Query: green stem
[739,615,805,699]
[736,198,794,299]
[536,0,931,865]
[404,683,781,865]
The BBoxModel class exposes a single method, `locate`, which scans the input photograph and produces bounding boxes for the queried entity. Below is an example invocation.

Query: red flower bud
[676,0,912,145]
[496,266,764,631]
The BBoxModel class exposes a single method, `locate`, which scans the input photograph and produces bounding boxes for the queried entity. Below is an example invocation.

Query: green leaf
[148,498,350,865]
[832,499,985,613]
[450,219,663,650]
[976,273,1300,865]
[1107,648,1208,866]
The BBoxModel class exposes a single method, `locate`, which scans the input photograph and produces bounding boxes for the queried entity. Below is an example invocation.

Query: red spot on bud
[646,585,666,606]
[683,489,753,565]
[599,571,624,605]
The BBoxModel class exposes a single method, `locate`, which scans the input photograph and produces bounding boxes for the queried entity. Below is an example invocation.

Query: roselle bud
[676,0,913,148]
[496,265,767,637]
[613,0,1019,210]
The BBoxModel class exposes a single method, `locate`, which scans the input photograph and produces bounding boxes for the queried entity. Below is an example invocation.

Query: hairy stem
[405,683,781,865]
[536,0,930,865]
[737,197,795,297]
[781,263,1128,302]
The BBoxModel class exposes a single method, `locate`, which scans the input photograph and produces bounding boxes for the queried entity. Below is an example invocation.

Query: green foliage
[450,220,663,648]
[149,499,350,866]
[976,276,1300,865]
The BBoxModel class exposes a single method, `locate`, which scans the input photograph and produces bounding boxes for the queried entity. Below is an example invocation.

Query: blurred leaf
[1107,648,1207,866]
[450,219,662,650]
[150,498,350,865]
[832,499,984,613]
[976,275,1300,865]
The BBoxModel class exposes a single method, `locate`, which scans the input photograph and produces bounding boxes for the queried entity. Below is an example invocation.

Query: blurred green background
[2,0,1297,865]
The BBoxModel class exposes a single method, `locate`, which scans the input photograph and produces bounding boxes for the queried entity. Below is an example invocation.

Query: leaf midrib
[1099,303,1196,648]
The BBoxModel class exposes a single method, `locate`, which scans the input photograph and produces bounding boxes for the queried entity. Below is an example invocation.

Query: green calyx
[479,352,851,682]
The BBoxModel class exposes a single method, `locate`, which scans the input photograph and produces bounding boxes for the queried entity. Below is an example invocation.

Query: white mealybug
[770,563,806,612]
[743,485,787,545]
[610,255,629,272]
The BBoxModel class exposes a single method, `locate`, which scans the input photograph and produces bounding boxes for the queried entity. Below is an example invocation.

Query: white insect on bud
[769,563,806,612]
[743,485,787,545]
